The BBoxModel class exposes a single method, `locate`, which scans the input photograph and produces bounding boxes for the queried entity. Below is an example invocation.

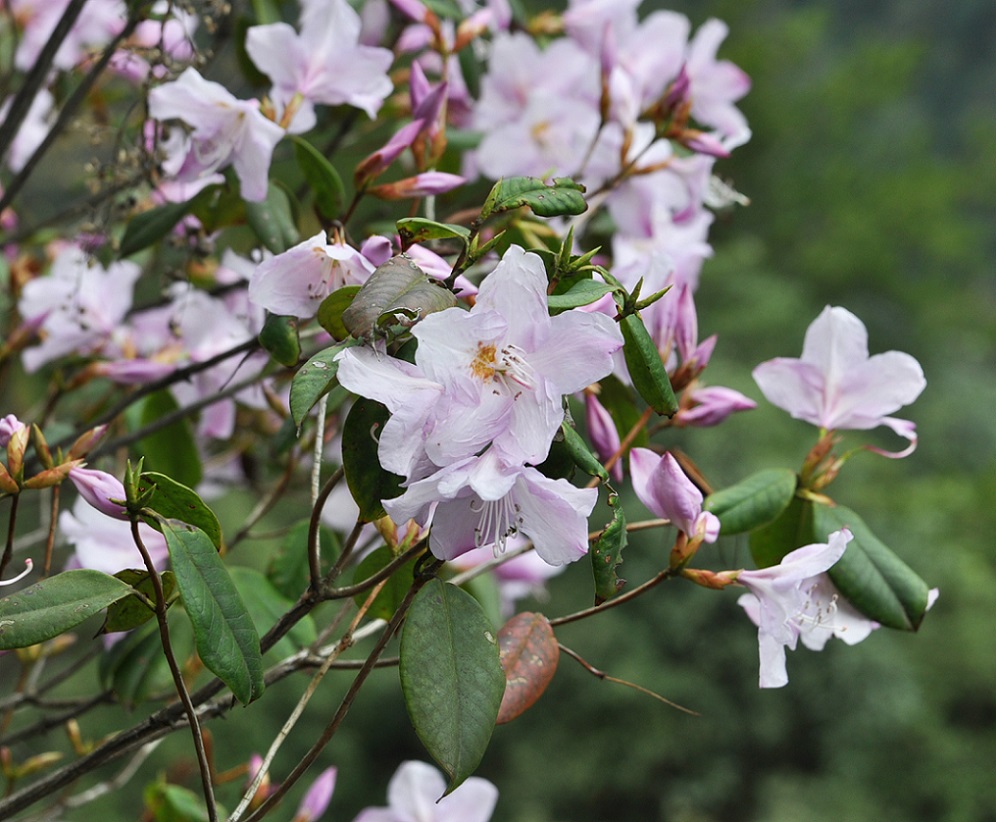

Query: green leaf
[119,200,193,258]
[144,780,213,822]
[138,472,222,550]
[352,545,416,620]
[258,313,301,367]
[342,255,456,340]
[396,217,471,248]
[129,390,202,489]
[99,610,195,708]
[292,136,346,220]
[229,567,316,660]
[267,519,339,600]
[289,340,360,427]
[704,468,798,536]
[400,579,505,792]
[316,286,361,342]
[480,176,587,219]
[245,182,299,253]
[620,312,678,417]
[813,503,931,631]
[341,398,405,522]
[0,570,135,650]
[561,421,609,483]
[591,492,627,604]
[160,518,264,705]
[547,279,615,311]
[749,496,815,568]
[101,570,177,634]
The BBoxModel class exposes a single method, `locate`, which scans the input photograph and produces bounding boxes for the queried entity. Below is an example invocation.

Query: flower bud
[68,467,129,519]
[67,424,110,460]
[6,425,29,478]
[674,386,757,428]
[368,172,465,200]
[23,459,84,490]
[0,414,25,448]
[292,766,337,822]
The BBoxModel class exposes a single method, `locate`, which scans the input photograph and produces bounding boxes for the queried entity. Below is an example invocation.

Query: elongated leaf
[400,579,505,792]
[258,313,301,367]
[620,312,678,416]
[120,200,193,258]
[547,279,615,311]
[245,182,299,253]
[101,570,177,634]
[704,469,798,536]
[352,545,416,620]
[289,340,359,427]
[591,492,627,604]
[749,496,814,568]
[292,136,346,220]
[129,390,202,489]
[0,570,135,649]
[496,612,559,724]
[229,567,316,660]
[813,503,931,631]
[341,398,404,522]
[480,176,587,219]
[160,518,264,704]
[561,421,609,482]
[397,217,471,248]
[144,780,213,822]
[138,472,222,550]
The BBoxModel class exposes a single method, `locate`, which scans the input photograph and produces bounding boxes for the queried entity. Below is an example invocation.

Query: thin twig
[308,467,343,591]
[0,493,18,577]
[549,566,675,628]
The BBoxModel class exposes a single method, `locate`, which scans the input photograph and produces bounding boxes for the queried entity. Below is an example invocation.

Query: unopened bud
[23,460,84,490]
[6,425,29,478]
[68,424,109,460]
[0,414,25,448]
[30,425,53,469]
[0,461,19,495]
[367,172,465,200]
[681,567,739,589]
[67,467,129,519]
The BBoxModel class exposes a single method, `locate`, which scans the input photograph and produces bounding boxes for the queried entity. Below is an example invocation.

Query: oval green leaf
[547,279,615,311]
[341,398,405,522]
[561,421,609,483]
[0,570,135,649]
[397,217,471,248]
[496,612,559,725]
[813,502,931,631]
[139,472,222,550]
[245,182,299,254]
[160,518,264,705]
[289,340,360,427]
[480,176,587,219]
[258,313,301,367]
[749,496,815,568]
[704,468,798,536]
[119,200,193,258]
[400,579,505,793]
[292,136,346,220]
[128,390,203,489]
[316,285,360,342]
[620,312,678,417]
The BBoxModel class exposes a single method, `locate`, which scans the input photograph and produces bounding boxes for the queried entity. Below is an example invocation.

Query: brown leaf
[496,612,559,724]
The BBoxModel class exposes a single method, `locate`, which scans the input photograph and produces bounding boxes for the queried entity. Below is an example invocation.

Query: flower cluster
[337,246,623,565]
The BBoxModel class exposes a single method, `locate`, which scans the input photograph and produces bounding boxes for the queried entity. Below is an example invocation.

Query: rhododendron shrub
[0,1,935,819]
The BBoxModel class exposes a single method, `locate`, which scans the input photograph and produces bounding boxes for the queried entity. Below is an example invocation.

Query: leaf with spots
[496,612,559,724]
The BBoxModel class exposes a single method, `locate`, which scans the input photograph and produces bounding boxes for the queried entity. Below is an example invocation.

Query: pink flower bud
[585,393,622,482]
[368,172,465,200]
[0,414,25,448]
[68,467,129,519]
[674,385,756,427]
[629,448,719,542]
[293,767,337,822]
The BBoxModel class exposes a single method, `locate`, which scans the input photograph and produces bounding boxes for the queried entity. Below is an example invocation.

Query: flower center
[469,341,536,392]
[471,494,521,554]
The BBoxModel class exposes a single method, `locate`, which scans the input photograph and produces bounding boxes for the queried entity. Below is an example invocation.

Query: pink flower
[629,448,719,543]
[0,414,25,448]
[248,231,378,318]
[752,306,926,456]
[735,529,852,688]
[384,450,598,566]
[60,497,169,575]
[673,385,756,427]
[245,0,393,132]
[685,19,752,148]
[148,67,285,202]
[353,760,498,822]
[293,766,337,822]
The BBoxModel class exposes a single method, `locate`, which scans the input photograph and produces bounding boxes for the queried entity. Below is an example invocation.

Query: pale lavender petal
[295,766,337,821]
[752,357,825,426]
[531,310,624,393]
[510,469,596,565]
[474,246,549,349]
